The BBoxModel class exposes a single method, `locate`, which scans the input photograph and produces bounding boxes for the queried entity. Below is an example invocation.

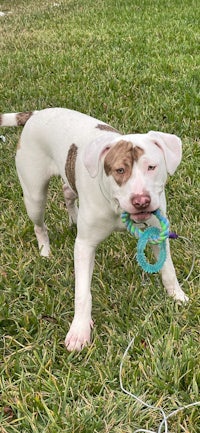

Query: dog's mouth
[130,211,153,222]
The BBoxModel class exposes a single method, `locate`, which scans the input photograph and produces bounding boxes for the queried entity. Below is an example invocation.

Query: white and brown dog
[0,108,188,351]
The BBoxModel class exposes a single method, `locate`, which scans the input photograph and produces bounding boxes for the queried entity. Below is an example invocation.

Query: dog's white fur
[1,108,188,351]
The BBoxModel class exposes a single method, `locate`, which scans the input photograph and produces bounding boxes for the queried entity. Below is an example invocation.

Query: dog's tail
[0,111,38,127]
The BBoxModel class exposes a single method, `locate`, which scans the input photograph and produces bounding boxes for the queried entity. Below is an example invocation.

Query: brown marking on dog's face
[65,144,78,193]
[104,140,144,186]
[132,145,144,161]
[16,111,34,126]
[96,123,121,134]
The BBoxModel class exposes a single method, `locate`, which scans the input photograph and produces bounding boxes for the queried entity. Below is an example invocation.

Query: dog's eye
[148,165,156,171]
[116,168,125,174]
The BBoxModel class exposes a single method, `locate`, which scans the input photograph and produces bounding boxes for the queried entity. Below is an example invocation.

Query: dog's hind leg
[15,150,56,257]
[21,181,50,257]
[63,184,78,226]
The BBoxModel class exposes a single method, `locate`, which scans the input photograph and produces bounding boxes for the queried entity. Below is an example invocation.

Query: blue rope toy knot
[121,209,174,274]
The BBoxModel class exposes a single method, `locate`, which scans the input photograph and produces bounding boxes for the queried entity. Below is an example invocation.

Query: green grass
[0,0,200,432]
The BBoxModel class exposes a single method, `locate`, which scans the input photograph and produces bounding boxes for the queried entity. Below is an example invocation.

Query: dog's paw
[40,244,50,257]
[34,224,50,257]
[173,288,189,304]
[65,319,93,352]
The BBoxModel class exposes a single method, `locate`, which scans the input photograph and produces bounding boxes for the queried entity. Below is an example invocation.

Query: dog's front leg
[153,240,189,302]
[65,237,95,351]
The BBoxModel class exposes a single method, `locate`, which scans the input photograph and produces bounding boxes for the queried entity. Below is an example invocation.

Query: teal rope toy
[121,209,173,274]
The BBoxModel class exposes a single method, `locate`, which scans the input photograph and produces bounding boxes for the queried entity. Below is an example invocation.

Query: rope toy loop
[121,209,171,273]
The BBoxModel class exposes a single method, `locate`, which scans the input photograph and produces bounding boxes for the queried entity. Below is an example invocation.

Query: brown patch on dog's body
[104,140,144,186]
[65,144,78,193]
[96,123,121,134]
[16,111,33,126]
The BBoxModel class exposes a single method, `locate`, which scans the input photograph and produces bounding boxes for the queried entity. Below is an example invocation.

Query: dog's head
[84,131,182,222]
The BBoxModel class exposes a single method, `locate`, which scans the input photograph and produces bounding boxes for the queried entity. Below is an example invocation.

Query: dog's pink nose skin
[132,194,151,209]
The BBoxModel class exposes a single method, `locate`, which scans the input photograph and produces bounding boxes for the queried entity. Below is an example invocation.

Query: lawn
[0,0,199,432]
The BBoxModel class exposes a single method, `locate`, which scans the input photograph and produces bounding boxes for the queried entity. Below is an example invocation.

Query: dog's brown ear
[148,131,182,175]
[84,134,119,177]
